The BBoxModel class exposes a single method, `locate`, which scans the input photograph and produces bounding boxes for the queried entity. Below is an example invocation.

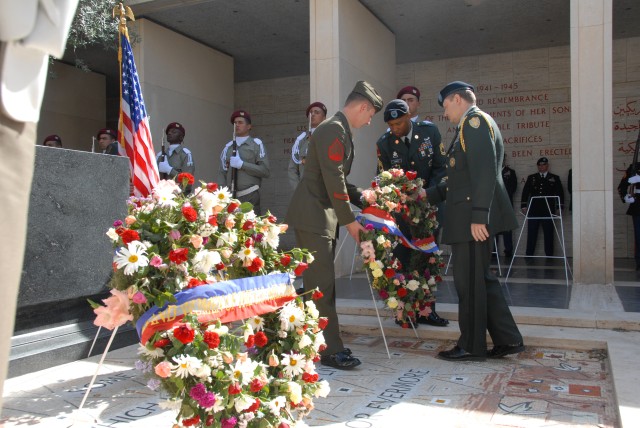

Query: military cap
[230,110,251,124]
[350,80,383,112]
[397,85,420,100]
[306,101,327,117]
[96,128,117,139]
[437,81,475,107]
[42,134,61,145]
[165,122,185,135]
[537,157,549,165]
[383,99,410,122]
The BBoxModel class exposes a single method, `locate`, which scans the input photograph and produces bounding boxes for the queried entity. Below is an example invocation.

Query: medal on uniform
[449,157,455,167]
[469,117,480,128]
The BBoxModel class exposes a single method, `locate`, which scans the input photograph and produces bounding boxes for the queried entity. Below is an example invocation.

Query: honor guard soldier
[396,85,423,123]
[376,99,449,327]
[286,81,383,370]
[219,110,270,214]
[520,157,564,256]
[425,81,523,361]
[96,128,119,155]
[497,154,517,259]
[42,134,62,148]
[156,122,195,190]
[618,163,640,270]
[288,101,327,189]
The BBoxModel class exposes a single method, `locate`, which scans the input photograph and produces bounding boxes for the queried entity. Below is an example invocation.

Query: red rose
[187,277,206,289]
[227,202,240,213]
[279,423,290,428]
[250,378,265,393]
[169,248,189,264]
[247,398,261,413]
[203,331,220,348]
[435,275,443,282]
[245,334,255,348]
[228,383,242,395]
[153,338,170,348]
[379,290,389,299]
[173,324,195,344]
[371,181,378,188]
[215,262,225,271]
[397,287,408,298]
[206,415,214,427]
[182,205,197,222]
[294,262,308,276]
[206,182,218,192]
[242,220,255,231]
[208,215,218,226]
[384,268,395,279]
[318,344,327,353]
[302,372,319,383]
[318,317,329,330]
[280,255,292,266]
[247,257,264,273]
[244,237,254,248]
[268,214,277,223]
[120,229,140,245]
[312,290,324,300]
[406,170,417,180]
[182,415,200,427]
[254,331,268,347]
[176,172,195,185]
[115,226,125,236]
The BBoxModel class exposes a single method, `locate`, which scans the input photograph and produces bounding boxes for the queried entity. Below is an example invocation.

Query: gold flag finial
[113,2,135,34]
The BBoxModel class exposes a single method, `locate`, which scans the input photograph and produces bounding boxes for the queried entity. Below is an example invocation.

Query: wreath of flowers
[359,169,444,327]
[92,174,324,427]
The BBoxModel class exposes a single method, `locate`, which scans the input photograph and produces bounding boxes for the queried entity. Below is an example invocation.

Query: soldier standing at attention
[520,157,564,257]
[497,154,517,259]
[396,86,423,123]
[376,99,449,327]
[288,101,327,189]
[42,134,63,148]
[96,128,120,155]
[424,81,524,361]
[157,122,195,186]
[219,110,270,214]
[286,81,383,370]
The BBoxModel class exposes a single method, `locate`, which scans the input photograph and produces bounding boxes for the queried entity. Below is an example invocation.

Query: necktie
[404,137,410,149]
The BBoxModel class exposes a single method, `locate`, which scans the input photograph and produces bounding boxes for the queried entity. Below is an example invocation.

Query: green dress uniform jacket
[218,137,270,191]
[156,145,195,177]
[287,130,311,190]
[521,172,564,216]
[427,106,518,243]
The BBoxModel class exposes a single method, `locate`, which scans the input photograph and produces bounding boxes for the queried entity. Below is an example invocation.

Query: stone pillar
[310,0,396,276]
[570,0,614,285]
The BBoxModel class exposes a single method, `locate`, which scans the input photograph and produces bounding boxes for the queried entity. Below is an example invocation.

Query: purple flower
[147,378,161,391]
[189,383,207,401]
[365,224,374,231]
[202,237,209,245]
[199,392,216,408]
[113,220,123,227]
[221,417,237,428]
[132,292,147,304]
[423,269,431,279]
[254,233,264,243]
[169,230,181,240]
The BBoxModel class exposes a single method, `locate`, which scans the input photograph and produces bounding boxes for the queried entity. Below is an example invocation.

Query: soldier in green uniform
[288,101,327,189]
[219,110,270,214]
[157,122,195,191]
[376,99,449,327]
[286,81,383,370]
[425,81,524,361]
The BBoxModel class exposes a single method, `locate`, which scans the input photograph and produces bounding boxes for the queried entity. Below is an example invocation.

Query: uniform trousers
[451,239,522,355]
[237,189,261,216]
[294,229,343,355]
[526,219,554,256]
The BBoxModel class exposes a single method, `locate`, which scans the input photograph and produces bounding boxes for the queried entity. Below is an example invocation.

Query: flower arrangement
[358,169,444,327]
[92,175,325,427]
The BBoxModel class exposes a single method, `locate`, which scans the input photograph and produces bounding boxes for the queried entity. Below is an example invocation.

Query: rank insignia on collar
[449,157,455,167]
[469,117,480,128]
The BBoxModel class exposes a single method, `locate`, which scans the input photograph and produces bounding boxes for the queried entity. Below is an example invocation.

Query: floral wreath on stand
[91,173,327,428]
[358,169,445,327]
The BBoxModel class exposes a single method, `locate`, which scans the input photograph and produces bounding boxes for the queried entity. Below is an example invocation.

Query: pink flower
[93,289,133,330]
[224,217,235,228]
[362,189,377,204]
[132,292,147,304]
[169,230,181,240]
[154,361,172,378]
[124,215,137,226]
[190,235,203,249]
[149,255,163,267]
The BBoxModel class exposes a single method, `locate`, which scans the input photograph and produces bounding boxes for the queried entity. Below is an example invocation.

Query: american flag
[119,32,159,197]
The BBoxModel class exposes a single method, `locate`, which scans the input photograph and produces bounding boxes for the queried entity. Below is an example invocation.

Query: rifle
[632,121,640,176]
[230,123,238,198]
[159,128,169,180]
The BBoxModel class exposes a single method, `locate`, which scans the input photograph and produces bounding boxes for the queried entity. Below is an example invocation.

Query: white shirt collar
[236,135,250,145]
[168,143,181,156]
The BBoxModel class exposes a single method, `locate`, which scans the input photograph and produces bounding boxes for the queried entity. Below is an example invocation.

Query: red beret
[165,122,185,135]
[42,134,61,145]
[230,110,251,124]
[306,101,327,117]
[396,86,420,100]
[96,128,117,139]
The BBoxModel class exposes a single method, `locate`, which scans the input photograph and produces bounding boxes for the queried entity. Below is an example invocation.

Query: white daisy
[263,224,281,249]
[217,231,238,247]
[137,344,164,359]
[267,396,286,415]
[114,242,149,275]
[281,353,306,377]
[153,180,180,206]
[227,359,260,385]
[172,354,202,378]
[212,187,232,205]
[247,315,265,331]
[279,304,305,331]
[237,246,256,265]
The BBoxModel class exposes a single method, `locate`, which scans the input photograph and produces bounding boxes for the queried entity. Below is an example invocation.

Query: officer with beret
[42,134,62,148]
[425,81,523,361]
[96,128,119,155]
[376,99,449,327]
[288,101,327,189]
[520,157,564,256]
[286,80,383,370]
[219,110,270,214]
[618,163,640,270]
[396,85,423,123]
[156,122,195,189]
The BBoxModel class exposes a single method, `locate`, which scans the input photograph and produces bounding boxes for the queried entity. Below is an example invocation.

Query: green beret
[351,80,383,112]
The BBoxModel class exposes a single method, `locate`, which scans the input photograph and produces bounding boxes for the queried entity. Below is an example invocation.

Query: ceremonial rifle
[230,123,238,198]
[159,128,169,180]
[628,121,640,198]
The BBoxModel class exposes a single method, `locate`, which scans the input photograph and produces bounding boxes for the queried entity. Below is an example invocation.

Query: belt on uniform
[236,184,260,198]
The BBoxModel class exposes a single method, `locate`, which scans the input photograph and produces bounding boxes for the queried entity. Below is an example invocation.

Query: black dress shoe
[437,346,485,361]
[416,312,449,327]
[487,342,525,358]
[321,350,361,370]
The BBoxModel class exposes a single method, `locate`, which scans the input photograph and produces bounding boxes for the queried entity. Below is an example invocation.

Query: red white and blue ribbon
[136,273,296,344]
[357,206,439,253]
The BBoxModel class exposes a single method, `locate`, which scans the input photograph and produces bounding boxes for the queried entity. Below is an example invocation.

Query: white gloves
[158,159,172,174]
[628,174,640,184]
[624,194,635,204]
[229,155,244,169]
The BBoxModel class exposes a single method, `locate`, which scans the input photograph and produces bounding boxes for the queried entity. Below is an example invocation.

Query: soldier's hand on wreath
[346,221,366,245]
[628,174,640,184]
[158,159,172,174]
[471,223,489,242]
[625,194,635,204]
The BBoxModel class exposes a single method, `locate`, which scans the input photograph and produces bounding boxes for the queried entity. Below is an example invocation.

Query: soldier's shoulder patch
[328,138,344,162]
[182,147,192,154]
[469,116,481,128]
